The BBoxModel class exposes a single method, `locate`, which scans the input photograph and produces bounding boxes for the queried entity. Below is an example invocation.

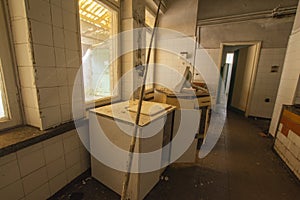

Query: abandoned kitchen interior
[1,0,300,199]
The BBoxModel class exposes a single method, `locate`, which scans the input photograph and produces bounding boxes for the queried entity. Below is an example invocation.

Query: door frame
[218,41,262,117]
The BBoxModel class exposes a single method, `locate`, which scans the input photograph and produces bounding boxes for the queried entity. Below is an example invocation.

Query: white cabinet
[89,101,175,200]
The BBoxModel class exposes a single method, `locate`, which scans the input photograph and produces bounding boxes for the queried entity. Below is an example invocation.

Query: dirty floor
[49,111,300,200]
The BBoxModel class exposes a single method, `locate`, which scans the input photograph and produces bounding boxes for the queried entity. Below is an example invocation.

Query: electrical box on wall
[271,65,280,73]
[179,51,188,59]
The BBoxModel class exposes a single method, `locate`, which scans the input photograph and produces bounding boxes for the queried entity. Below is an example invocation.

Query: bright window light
[145,30,155,91]
[145,8,155,28]
[0,64,8,120]
[226,53,234,64]
[79,0,119,103]
[0,90,5,119]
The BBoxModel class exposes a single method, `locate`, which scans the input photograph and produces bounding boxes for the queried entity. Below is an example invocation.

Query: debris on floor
[48,113,300,200]
[68,192,84,200]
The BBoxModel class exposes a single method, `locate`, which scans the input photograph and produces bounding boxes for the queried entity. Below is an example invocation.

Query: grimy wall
[196,0,298,118]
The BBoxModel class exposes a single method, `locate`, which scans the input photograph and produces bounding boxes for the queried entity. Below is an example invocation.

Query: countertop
[0,120,86,157]
[90,101,176,126]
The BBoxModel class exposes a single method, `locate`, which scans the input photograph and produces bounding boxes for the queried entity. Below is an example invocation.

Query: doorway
[217,42,261,117]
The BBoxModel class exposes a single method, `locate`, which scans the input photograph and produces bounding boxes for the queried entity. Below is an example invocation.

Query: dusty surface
[0,121,77,157]
[49,112,300,200]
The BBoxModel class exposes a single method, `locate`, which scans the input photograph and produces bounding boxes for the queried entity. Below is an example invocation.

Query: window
[226,53,234,64]
[0,64,8,120]
[0,1,22,129]
[79,0,120,104]
[145,8,156,92]
[145,30,155,91]
[145,8,155,28]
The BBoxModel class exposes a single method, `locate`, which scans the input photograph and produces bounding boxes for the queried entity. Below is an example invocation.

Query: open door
[217,42,261,117]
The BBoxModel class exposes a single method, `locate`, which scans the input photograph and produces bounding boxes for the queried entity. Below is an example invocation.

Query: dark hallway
[49,112,300,200]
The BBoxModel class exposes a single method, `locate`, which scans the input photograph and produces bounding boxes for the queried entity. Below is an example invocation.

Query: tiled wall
[8,0,84,130]
[0,130,90,200]
[154,0,199,95]
[120,0,146,100]
[194,48,220,105]
[274,115,300,179]
[155,37,197,89]
[269,1,300,136]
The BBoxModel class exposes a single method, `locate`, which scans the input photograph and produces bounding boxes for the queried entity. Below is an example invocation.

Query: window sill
[0,119,87,157]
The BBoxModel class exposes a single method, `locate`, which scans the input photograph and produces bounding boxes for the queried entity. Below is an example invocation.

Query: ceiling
[79,0,113,45]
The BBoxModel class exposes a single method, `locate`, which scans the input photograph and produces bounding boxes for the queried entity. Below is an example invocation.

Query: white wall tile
[38,87,60,108]
[0,153,17,166]
[61,104,72,122]
[61,0,76,13]
[58,86,70,104]
[21,88,39,109]
[63,134,80,154]
[79,147,90,172]
[30,20,53,46]
[51,4,63,28]
[56,68,68,86]
[46,156,65,179]
[14,44,33,67]
[49,172,67,195]
[65,148,80,169]
[43,139,64,164]
[33,45,55,67]
[0,160,21,189]
[62,130,76,139]
[67,68,80,86]
[40,106,62,129]
[24,107,42,128]
[27,0,51,24]
[65,50,81,68]
[42,135,62,146]
[0,130,89,199]
[62,11,77,32]
[11,19,29,44]
[53,27,64,48]
[64,30,78,50]
[35,67,57,87]
[80,157,90,172]
[17,143,45,177]
[18,67,35,88]
[54,47,66,67]
[8,0,27,20]
[50,0,61,7]
[77,124,89,149]
[22,167,48,195]
[66,162,81,182]
[0,180,24,200]
[25,183,50,200]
